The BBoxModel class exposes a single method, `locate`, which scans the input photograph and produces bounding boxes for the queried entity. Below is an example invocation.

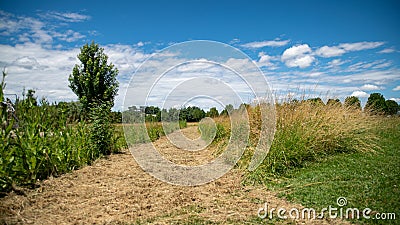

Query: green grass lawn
[263,117,399,224]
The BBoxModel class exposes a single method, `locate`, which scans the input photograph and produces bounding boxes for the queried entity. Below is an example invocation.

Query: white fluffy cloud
[256,52,279,69]
[360,84,380,91]
[281,44,315,68]
[241,39,289,48]
[393,86,400,91]
[315,46,346,57]
[351,91,369,98]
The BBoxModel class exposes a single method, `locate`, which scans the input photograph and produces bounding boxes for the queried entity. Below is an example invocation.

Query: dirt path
[0,126,347,224]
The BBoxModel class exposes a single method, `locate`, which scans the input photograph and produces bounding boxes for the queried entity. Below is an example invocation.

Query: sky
[0,0,399,111]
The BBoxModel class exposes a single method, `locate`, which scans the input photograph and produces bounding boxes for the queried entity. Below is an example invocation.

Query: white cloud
[379,48,395,54]
[351,91,369,98]
[373,61,391,69]
[360,84,380,91]
[393,86,400,91]
[315,46,346,57]
[256,52,278,69]
[41,11,90,22]
[346,60,390,72]
[338,41,384,51]
[0,10,87,45]
[241,39,289,48]
[389,98,400,102]
[52,29,85,42]
[327,59,347,68]
[315,41,384,58]
[327,69,400,85]
[281,44,315,68]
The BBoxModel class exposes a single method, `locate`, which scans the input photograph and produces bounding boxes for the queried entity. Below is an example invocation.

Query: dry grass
[212,100,381,181]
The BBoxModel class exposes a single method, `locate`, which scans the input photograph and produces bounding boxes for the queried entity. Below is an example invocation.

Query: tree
[179,106,205,122]
[344,96,361,110]
[69,41,119,111]
[327,98,341,106]
[220,104,234,116]
[69,41,119,155]
[206,107,219,118]
[308,97,324,106]
[385,100,399,115]
[145,106,161,122]
[365,93,386,114]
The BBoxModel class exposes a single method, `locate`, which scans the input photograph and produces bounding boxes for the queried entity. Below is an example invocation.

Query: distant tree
[308,97,324,106]
[68,41,119,112]
[220,104,234,116]
[327,98,341,106]
[145,106,160,115]
[344,96,361,110]
[145,106,160,122]
[238,103,250,112]
[165,108,180,121]
[365,93,386,114]
[206,107,219,118]
[385,100,399,115]
[180,106,205,122]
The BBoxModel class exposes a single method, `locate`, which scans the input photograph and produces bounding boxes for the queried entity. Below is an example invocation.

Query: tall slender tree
[69,41,119,112]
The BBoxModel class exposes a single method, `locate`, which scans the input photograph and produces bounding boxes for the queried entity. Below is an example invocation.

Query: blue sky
[0,0,399,110]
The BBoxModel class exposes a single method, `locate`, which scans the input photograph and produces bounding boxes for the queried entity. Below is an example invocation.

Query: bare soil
[0,126,348,224]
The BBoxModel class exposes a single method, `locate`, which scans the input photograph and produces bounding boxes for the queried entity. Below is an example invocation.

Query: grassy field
[207,101,399,224]
[261,117,399,224]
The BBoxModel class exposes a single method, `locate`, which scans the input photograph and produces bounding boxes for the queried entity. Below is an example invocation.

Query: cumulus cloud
[281,44,315,68]
[351,91,369,98]
[360,84,380,91]
[393,86,400,91]
[315,41,384,58]
[256,52,278,69]
[241,39,289,48]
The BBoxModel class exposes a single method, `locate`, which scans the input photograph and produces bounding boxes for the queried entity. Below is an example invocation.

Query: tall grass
[243,100,379,183]
[199,100,379,184]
